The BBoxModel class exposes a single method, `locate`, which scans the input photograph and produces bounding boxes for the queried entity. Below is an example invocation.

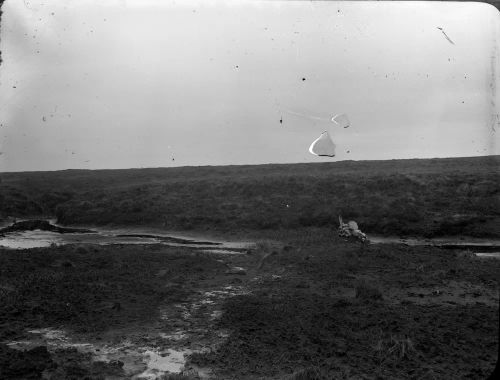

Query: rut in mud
[0,242,267,379]
[6,280,252,379]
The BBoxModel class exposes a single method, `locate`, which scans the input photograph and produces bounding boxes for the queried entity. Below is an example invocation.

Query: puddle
[203,286,250,299]
[138,349,190,379]
[6,327,192,378]
[369,235,500,256]
[154,283,251,376]
[475,252,500,259]
[0,220,255,252]
[160,331,187,341]
[201,249,246,255]
[0,231,64,249]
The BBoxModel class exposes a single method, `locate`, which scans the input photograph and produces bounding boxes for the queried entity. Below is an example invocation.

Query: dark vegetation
[191,233,500,379]
[0,345,54,379]
[196,293,496,379]
[1,156,499,238]
[0,244,226,337]
[0,343,127,380]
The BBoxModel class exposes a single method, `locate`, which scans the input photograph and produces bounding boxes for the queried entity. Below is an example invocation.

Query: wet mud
[0,232,498,379]
[0,220,255,252]
[114,234,221,246]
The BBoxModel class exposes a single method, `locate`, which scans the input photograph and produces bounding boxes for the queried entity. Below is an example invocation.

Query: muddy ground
[0,228,499,379]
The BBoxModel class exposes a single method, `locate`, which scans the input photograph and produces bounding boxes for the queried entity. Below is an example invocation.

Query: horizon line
[1,154,499,174]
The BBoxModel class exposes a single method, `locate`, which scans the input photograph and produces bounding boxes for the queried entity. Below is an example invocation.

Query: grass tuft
[374,335,418,364]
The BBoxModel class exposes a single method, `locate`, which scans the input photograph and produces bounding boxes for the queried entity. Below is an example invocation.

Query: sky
[0,0,499,172]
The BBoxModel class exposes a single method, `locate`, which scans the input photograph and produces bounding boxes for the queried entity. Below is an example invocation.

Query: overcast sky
[0,0,499,172]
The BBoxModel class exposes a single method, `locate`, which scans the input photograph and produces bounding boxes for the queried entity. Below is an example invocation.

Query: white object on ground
[338,216,367,242]
[348,221,358,230]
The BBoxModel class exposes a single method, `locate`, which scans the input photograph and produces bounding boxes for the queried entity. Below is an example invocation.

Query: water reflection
[370,235,500,258]
[0,231,64,249]
[0,224,252,254]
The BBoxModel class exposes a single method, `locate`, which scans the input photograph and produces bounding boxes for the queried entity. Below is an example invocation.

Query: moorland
[0,156,499,379]
[1,155,499,238]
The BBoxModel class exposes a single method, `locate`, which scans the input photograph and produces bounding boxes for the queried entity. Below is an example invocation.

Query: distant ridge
[1,155,499,175]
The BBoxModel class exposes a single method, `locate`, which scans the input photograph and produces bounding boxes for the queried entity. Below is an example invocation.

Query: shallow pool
[0,222,253,254]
